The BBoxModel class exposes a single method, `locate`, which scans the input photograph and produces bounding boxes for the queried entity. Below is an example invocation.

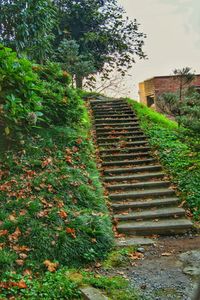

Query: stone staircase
[90,98,193,242]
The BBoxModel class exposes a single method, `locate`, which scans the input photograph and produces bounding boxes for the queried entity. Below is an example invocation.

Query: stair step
[102,152,150,161]
[95,118,138,124]
[99,141,148,148]
[107,181,170,191]
[116,237,155,247]
[109,188,175,201]
[100,146,151,154]
[93,114,135,119]
[94,110,133,115]
[95,122,139,127]
[104,172,165,182]
[117,219,193,235]
[97,135,146,143]
[114,207,185,221]
[97,131,144,137]
[96,126,141,133]
[102,158,156,167]
[111,197,180,211]
[104,164,162,175]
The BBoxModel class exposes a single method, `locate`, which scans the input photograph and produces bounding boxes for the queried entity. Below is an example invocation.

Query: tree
[53,0,146,87]
[0,0,57,63]
[56,39,96,88]
[173,67,195,103]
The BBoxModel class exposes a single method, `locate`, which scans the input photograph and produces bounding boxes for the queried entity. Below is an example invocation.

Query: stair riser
[117,226,192,236]
[110,190,175,201]
[102,153,150,161]
[107,182,170,191]
[95,119,138,125]
[115,211,185,221]
[111,199,179,211]
[97,137,146,144]
[104,173,165,182]
[93,110,133,115]
[96,127,141,133]
[104,166,162,175]
[96,131,144,137]
[99,141,148,148]
[102,159,156,167]
[100,147,151,154]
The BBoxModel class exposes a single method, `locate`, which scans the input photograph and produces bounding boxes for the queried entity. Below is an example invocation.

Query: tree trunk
[76,75,83,89]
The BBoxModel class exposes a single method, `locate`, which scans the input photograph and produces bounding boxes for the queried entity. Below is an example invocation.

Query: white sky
[109,0,200,100]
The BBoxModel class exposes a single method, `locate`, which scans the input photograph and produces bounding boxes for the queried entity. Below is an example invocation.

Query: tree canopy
[0,0,146,87]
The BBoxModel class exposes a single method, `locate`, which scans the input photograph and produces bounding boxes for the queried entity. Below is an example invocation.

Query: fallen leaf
[66,227,76,239]
[8,227,21,242]
[0,229,8,236]
[43,260,59,272]
[59,210,68,219]
[16,259,24,266]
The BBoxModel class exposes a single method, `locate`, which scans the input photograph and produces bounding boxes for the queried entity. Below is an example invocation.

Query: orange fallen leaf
[58,210,68,219]
[43,260,59,272]
[161,252,172,257]
[66,227,76,239]
[0,229,8,237]
[8,227,21,242]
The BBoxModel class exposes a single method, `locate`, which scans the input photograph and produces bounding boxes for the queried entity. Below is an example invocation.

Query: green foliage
[0,45,83,143]
[127,98,200,220]
[0,269,143,299]
[0,45,43,137]
[0,0,57,63]
[53,0,146,85]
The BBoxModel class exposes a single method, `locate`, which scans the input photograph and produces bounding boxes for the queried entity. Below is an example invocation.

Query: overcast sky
[115,0,200,99]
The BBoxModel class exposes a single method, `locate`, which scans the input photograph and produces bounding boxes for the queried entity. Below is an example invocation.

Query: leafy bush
[127,98,200,219]
[0,45,84,144]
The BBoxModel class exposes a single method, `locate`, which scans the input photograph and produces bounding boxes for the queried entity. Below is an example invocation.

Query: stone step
[115,237,155,247]
[91,103,128,107]
[102,152,150,161]
[104,164,162,175]
[93,114,135,119]
[93,110,133,115]
[111,197,180,211]
[109,188,175,201]
[92,105,130,110]
[117,219,193,235]
[99,140,148,148]
[95,118,138,124]
[100,146,151,154]
[107,180,170,191]
[114,207,185,221]
[97,135,146,143]
[102,158,156,167]
[96,131,144,137]
[104,172,165,182]
[96,126,141,133]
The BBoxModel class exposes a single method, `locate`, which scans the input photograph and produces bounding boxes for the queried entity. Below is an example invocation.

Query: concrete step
[111,197,180,211]
[102,152,150,161]
[96,131,144,137]
[95,118,138,124]
[95,120,139,130]
[104,172,165,182]
[93,110,133,115]
[100,146,151,154]
[109,188,175,201]
[104,164,162,175]
[102,158,156,167]
[97,135,146,143]
[117,219,193,235]
[96,126,141,133]
[107,180,170,191]
[114,207,185,221]
[115,237,155,247]
[93,114,135,119]
[99,140,148,148]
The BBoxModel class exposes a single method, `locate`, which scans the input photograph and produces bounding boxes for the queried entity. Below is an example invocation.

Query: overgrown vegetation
[0,45,116,297]
[0,269,143,299]
[127,99,200,220]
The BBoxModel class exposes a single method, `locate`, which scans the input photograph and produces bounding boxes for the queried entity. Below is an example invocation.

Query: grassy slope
[127,98,200,220]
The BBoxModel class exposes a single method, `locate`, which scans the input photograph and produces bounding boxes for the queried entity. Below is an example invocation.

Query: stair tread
[114,207,185,220]
[107,180,170,190]
[118,219,193,230]
[111,197,179,209]
[104,164,162,174]
[104,172,165,181]
[103,158,155,166]
[110,188,175,198]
